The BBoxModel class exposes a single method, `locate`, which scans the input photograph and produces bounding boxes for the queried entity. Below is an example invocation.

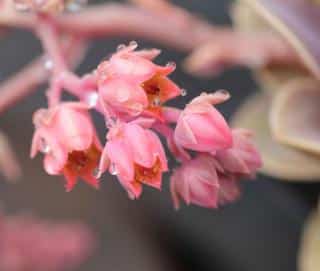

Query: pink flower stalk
[216,129,262,177]
[31,102,102,191]
[97,43,181,119]
[174,91,233,153]
[170,154,240,209]
[0,213,95,271]
[99,121,168,199]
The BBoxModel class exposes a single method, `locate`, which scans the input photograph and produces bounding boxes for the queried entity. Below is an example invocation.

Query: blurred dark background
[1,0,320,270]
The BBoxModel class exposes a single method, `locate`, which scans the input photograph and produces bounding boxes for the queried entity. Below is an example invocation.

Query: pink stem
[54,3,222,51]
[184,32,302,77]
[36,15,68,73]
[153,122,190,162]
[0,57,48,114]
[0,36,88,113]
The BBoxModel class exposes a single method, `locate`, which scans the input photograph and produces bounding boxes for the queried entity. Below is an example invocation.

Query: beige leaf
[270,79,320,155]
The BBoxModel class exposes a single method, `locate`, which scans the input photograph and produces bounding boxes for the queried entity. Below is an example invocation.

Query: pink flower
[216,129,262,177]
[170,154,241,209]
[99,121,168,199]
[31,102,102,191]
[97,43,181,119]
[170,154,220,209]
[174,91,232,152]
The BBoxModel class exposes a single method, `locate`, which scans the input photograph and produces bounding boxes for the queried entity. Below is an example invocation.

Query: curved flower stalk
[0,212,95,271]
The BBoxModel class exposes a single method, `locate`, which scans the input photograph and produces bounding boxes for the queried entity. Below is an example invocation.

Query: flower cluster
[0,213,95,271]
[31,42,262,208]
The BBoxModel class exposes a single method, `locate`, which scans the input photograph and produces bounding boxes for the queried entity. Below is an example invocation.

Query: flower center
[141,75,162,107]
[64,145,101,175]
[134,158,161,184]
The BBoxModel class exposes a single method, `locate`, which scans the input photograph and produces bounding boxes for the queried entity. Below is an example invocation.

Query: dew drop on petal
[92,167,100,178]
[181,89,187,96]
[152,97,161,106]
[85,92,99,108]
[117,44,126,51]
[166,61,176,69]
[40,138,51,154]
[129,40,138,48]
[110,163,118,175]
[216,89,230,96]
[44,58,53,71]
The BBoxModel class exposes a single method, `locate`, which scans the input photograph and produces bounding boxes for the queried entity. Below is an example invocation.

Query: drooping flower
[0,213,95,271]
[98,121,168,199]
[170,154,220,209]
[215,129,262,177]
[170,154,241,209]
[31,102,102,191]
[96,43,181,119]
[174,91,232,153]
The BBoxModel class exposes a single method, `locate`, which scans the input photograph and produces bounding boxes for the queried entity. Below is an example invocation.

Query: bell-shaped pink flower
[96,43,181,119]
[99,121,168,199]
[216,129,262,177]
[174,91,232,152]
[170,154,241,209]
[31,102,102,191]
[170,154,220,209]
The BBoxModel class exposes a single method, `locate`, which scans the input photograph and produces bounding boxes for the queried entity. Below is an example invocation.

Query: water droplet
[130,103,143,116]
[44,58,53,70]
[129,40,138,48]
[40,138,50,154]
[152,97,161,106]
[181,89,187,96]
[66,0,87,12]
[105,116,117,128]
[110,163,118,175]
[117,44,126,51]
[14,1,30,11]
[85,92,99,108]
[166,61,176,69]
[92,167,100,178]
[216,89,230,96]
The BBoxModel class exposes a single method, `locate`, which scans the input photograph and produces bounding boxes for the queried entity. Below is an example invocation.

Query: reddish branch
[0,1,300,113]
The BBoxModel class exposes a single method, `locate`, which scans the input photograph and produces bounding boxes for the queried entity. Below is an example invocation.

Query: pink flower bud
[97,43,181,119]
[170,154,220,209]
[216,129,262,177]
[31,102,102,191]
[170,154,241,209]
[99,121,168,199]
[174,92,232,152]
